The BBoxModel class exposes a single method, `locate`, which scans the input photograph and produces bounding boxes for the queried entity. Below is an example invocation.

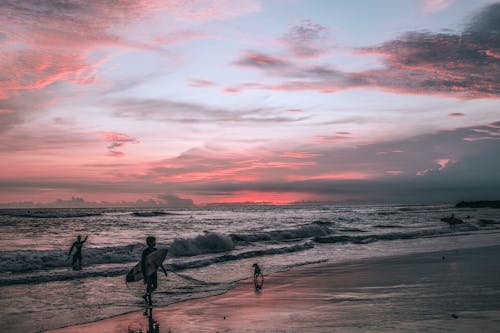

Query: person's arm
[160,264,168,277]
[82,236,88,243]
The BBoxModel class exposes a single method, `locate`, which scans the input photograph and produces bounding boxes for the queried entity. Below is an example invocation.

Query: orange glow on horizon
[193,191,325,205]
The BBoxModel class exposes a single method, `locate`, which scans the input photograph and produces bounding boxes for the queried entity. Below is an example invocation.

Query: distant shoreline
[456,200,500,208]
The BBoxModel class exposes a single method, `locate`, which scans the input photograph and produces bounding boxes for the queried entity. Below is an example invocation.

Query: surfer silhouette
[253,263,264,290]
[141,236,168,306]
[68,235,88,270]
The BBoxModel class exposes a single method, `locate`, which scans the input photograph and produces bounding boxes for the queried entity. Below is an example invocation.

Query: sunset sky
[1,0,499,205]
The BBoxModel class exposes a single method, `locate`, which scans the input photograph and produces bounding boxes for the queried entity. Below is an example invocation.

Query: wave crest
[169,232,234,257]
[230,224,331,244]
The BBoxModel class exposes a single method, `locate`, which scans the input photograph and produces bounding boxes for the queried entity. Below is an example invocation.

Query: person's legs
[77,253,82,269]
[150,273,158,293]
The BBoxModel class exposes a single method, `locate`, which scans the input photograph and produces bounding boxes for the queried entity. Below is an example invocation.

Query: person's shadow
[129,298,160,333]
[144,298,160,333]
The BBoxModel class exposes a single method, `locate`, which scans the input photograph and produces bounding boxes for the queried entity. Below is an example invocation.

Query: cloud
[462,121,500,141]
[0,89,62,134]
[315,132,353,144]
[0,1,166,51]
[147,147,317,183]
[1,121,499,203]
[422,0,454,14]
[489,121,500,128]
[0,0,261,133]
[230,3,500,99]
[154,30,214,45]
[157,194,195,207]
[234,51,289,69]
[417,158,454,175]
[110,98,308,124]
[189,78,218,88]
[97,131,140,157]
[0,49,101,100]
[280,20,330,58]
[224,87,241,93]
[448,113,465,117]
[160,0,261,22]
[280,152,319,159]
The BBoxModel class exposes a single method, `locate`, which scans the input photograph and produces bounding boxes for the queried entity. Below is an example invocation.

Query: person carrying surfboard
[68,235,88,270]
[141,236,168,304]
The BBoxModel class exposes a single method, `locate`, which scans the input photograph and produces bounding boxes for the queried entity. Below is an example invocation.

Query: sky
[0,0,499,206]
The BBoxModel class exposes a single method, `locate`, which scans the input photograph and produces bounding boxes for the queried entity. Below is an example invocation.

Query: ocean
[1,203,499,333]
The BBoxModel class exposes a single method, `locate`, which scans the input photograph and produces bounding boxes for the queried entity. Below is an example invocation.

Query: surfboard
[126,248,168,282]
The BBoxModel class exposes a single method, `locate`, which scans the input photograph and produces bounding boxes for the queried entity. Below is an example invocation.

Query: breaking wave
[230,224,331,244]
[169,232,234,256]
[0,244,144,274]
[131,211,178,217]
[315,223,480,245]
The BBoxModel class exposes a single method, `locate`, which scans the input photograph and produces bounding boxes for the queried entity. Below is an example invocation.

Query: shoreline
[47,244,500,333]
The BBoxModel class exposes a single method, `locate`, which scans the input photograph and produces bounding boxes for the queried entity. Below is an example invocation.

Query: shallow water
[0,203,499,332]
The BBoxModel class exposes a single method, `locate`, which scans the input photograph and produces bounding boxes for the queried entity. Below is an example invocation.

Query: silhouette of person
[253,263,264,290]
[68,235,88,270]
[141,236,167,307]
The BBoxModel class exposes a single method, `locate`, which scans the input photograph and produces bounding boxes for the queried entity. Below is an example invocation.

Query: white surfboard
[126,248,168,282]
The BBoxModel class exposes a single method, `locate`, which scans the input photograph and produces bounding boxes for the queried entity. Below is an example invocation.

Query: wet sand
[47,245,500,333]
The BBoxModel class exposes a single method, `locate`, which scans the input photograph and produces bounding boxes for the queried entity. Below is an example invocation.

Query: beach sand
[47,246,500,333]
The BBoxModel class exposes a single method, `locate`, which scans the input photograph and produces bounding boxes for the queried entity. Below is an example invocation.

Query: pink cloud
[97,131,140,157]
[315,133,352,144]
[280,152,319,159]
[422,0,454,14]
[224,87,241,93]
[417,158,454,175]
[285,109,304,113]
[162,0,261,22]
[189,79,217,88]
[287,172,374,181]
[0,50,103,99]
[448,113,465,117]
[435,158,451,170]
[1,0,259,104]
[488,121,500,129]
[462,127,500,141]
[234,51,289,68]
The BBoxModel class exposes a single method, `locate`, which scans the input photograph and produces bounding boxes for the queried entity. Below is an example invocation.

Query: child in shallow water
[253,263,264,290]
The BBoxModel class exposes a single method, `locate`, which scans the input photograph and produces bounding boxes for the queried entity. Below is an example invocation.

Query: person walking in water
[141,236,168,306]
[68,235,88,270]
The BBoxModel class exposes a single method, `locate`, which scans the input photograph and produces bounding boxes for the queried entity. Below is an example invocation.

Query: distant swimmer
[253,263,264,291]
[68,235,88,270]
[440,213,464,228]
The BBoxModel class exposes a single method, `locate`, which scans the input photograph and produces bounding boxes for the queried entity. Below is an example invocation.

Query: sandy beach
[47,245,500,333]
